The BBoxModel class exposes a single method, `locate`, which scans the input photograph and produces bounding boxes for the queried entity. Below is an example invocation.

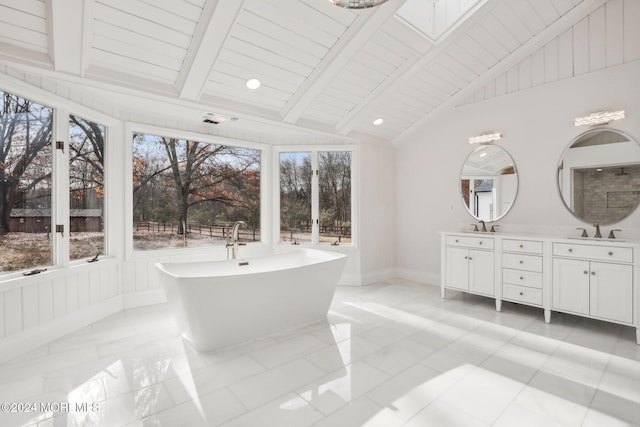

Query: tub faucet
[227,221,247,259]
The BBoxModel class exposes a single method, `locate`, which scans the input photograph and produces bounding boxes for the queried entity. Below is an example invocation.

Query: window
[69,115,106,261]
[0,90,53,274]
[279,149,352,245]
[279,152,312,243]
[132,133,261,251]
[319,151,351,244]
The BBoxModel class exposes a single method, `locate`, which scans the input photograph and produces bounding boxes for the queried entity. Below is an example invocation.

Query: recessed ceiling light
[373,118,384,126]
[246,78,261,90]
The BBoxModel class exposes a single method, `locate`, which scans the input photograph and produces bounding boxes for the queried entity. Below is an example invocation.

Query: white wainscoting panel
[460,0,640,106]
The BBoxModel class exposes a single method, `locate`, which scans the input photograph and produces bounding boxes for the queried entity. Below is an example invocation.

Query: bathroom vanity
[440,231,640,344]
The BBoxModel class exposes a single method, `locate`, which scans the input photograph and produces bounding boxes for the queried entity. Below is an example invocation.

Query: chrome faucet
[227,221,246,259]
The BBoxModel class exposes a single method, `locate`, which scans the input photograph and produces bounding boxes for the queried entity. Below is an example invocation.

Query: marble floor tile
[0,281,638,427]
[297,360,389,415]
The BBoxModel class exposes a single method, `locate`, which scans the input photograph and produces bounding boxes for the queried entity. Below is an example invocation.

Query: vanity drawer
[503,268,543,289]
[446,235,494,249]
[503,283,543,306]
[552,243,632,263]
[502,239,543,254]
[502,253,542,272]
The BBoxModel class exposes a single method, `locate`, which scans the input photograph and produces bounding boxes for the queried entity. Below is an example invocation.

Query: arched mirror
[558,129,640,225]
[460,145,518,222]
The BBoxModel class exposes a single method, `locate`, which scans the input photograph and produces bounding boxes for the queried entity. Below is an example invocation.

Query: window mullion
[311,151,319,244]
[54,107,70,267]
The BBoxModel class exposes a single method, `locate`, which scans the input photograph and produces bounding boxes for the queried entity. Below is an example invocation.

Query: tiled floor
[1,280,639,426]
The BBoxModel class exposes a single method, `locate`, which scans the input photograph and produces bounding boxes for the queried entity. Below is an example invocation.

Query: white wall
[358,142,396,284]
[395,60,640,285]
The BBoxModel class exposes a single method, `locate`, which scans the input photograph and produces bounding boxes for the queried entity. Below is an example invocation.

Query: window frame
[0,82,117,282]
[67,113,108,264]
[125,123,269,258]
[274,144,357,248]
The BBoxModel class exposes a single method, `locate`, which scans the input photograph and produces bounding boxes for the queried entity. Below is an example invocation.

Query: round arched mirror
[460,145,518,222]
[557,129,640,225]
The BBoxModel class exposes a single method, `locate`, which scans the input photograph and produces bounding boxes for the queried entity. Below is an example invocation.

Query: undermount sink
[566,237,625,242]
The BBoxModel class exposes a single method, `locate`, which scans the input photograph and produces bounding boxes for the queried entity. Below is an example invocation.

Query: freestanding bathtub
[155,249,347,352]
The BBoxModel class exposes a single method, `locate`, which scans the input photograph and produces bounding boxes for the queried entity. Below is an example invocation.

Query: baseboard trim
[395,268,439,286]
[361,268,396,285]
[0,296,122,364]
[122,289,167,309]
[338,272,362,286]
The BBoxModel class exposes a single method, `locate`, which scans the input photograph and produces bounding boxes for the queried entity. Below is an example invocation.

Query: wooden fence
[134,222,259,241]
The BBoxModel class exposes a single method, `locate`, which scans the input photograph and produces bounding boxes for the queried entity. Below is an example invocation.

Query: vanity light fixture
[373,118,384,126]
[468,132,501,144]
[328,0,390,9]
[246,78,261,90]
[574,110,625,127]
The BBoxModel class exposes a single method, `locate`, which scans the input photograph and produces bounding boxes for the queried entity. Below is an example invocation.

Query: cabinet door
[446,247,469,291]
[469,249,495,296]
[589,262,633,324]
[552,258,589,315]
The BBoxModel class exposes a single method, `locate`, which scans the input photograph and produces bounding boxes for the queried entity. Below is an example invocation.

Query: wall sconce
[574,110,625,127]
[469,132,501,144]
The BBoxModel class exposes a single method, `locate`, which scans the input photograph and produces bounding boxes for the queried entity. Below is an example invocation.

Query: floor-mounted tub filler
[155,249,347,352]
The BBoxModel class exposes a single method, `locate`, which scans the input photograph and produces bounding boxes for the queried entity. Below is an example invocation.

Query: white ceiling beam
[178,0,244,102]
[392,0,608,145]
[335,0,496,136]
[280,1,406,124]
[46,0,91,75]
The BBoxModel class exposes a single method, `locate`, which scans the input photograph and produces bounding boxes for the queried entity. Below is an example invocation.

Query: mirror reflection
[460,145,518,222]
[558,129,640,225]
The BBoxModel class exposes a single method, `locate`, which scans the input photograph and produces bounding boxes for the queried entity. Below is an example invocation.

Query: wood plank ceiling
[0,0,622,144]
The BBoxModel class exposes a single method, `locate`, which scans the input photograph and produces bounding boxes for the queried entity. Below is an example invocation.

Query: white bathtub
[155,248,347,352]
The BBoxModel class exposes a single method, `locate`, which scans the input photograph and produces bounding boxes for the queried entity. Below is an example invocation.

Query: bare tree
[0,92,52,233]
[132,134,261,236]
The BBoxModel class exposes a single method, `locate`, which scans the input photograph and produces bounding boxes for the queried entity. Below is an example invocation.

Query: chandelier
[328,0,390,9]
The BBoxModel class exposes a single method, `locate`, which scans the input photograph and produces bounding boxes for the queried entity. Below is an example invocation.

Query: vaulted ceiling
[0,0,619,144]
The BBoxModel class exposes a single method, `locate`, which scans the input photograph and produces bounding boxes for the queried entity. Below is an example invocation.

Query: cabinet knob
[479,241,483,245]
[519,244,523,248]
[469,257,473,260]
[568,248,573,252]
[583,271,588,274]
[519,260,524,264]
[464,256,468,259]
[519,292,524,296]
[591,271,596,275]
[455,239,459,243]
[520,276,524,280]
[608,251,613,256]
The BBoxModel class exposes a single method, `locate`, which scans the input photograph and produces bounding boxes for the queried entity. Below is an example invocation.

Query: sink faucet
[593,224,602,238]
[227,221,247,259]
[479,220,487,232]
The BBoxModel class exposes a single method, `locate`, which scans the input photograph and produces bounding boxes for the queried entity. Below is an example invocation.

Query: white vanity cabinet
[552,243,634,324]
[442,234,498,308]
[440,232,640,344]
[501,239,544,309]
